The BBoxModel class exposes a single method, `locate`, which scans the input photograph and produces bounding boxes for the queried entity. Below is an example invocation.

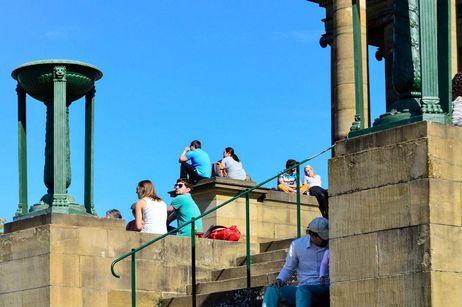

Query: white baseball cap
[307,217,329,240]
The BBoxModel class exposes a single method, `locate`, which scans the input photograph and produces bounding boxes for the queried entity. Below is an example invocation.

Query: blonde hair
[304,165,315,175]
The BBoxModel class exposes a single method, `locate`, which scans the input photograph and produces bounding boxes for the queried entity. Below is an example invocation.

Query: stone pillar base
[329,121,462,306]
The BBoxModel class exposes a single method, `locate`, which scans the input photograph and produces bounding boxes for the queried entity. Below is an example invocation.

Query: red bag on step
[197,225,241,241]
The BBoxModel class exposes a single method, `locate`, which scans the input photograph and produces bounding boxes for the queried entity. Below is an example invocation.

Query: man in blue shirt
[179,140,211,184]
[263,217,330,307]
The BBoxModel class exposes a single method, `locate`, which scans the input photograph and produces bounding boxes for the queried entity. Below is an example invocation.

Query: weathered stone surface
[329,138,429,195]
[108,289,162,307]
[50,254,80,287]
[0,226,50,261]
[78,226,108,256]
[330,233,378,282]
[431,271,462,306]
[0,254,49,293]
[430,224,462,272]
[334,121,429,156]
[192,177,320,242]
[50,286,82,307]
[377,226,430,276]
[330,122,462,306]
[82,288,107,307]
[330,182,412,238]
[331,272,431,307]
[428,180,462,226]
[5,213,124,233]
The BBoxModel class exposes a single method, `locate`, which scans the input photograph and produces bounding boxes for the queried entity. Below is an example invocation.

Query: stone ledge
[334,121,462,157]
[4,213,125,234]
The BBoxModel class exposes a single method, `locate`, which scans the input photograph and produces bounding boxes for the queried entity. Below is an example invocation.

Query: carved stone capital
[53,66,67,82]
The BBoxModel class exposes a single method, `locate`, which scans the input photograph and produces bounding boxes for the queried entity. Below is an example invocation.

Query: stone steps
[161,287,265,307]
[236,248,288,266]
[161,238,293,306]
[186,272,279,295]
[211,259,285,281]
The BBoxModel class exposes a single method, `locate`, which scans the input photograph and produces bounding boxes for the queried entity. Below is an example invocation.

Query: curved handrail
[110,144,335,306]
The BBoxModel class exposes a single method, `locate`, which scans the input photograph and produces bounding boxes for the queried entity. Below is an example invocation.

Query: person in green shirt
[167,178,203,236]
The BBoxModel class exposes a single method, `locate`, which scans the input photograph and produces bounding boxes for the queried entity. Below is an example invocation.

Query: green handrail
[111,144,335,306]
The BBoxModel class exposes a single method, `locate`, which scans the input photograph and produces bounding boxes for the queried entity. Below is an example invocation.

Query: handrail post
[296,164,301,238]
[191,218,197,307]
[245,192,251,288]
[131,248,136,307]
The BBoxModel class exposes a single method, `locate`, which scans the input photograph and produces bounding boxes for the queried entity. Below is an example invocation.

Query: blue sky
[0,1,385,222]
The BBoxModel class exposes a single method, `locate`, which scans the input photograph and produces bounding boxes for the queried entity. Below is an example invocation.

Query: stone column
[52,66,69,207]
[16,84,28,216]
[85,87,96,214]
[450,0,458,76]
[357,0,369,127]
[383,18,397,109]
[333,0,368,141]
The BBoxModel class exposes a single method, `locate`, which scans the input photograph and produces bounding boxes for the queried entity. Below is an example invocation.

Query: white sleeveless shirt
[140,198,167,234]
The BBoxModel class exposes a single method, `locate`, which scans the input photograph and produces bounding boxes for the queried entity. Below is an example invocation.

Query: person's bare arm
[179,147,190,162]
[167,205,177,224]
[135,200,145,231]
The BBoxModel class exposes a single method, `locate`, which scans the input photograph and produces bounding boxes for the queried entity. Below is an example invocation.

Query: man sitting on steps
[263,217,330,307]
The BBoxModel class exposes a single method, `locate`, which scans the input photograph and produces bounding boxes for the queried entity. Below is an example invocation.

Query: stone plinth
[0,214,256,307]
[329,121,462,306]
[190,177,323,243]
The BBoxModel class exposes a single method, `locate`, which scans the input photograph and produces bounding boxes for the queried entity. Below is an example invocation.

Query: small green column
[419,0,443,115]
[351,0,365,130]
[437,0,452,115]
[85,87,96,214]
[16,84,28,216]
[52,66,69,207]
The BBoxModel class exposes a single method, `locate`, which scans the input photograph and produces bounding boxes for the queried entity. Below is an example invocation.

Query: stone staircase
[162,238,293,306]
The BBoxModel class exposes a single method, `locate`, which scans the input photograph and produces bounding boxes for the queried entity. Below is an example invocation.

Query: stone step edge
[186,272,279,295]
[161,286,265,307]
[236,248,288,266]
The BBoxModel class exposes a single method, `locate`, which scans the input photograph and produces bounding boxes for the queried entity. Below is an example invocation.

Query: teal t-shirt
[172,193,203,236]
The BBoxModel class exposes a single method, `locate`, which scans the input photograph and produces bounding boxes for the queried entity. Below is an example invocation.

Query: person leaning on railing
[263,217,330,307]
[166,178,203,236]
[277,159,308,194]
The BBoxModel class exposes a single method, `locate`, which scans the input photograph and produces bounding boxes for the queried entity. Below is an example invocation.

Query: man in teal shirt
[167,178,203,236]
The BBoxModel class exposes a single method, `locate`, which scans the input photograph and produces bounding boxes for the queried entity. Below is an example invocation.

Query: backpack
[197,225,241,241]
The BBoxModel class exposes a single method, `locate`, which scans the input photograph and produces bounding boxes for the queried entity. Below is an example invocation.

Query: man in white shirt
[263,217,330,307]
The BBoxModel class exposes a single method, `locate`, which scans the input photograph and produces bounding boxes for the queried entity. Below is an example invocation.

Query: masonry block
[330,272,431,307]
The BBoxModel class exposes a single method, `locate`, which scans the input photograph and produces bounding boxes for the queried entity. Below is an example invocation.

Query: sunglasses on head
[174,183,184,188]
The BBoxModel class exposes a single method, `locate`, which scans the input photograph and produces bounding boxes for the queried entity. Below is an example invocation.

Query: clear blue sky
[0,1,384,222]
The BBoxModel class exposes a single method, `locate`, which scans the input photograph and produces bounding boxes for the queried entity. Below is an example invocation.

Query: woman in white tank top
[133,180,167,234]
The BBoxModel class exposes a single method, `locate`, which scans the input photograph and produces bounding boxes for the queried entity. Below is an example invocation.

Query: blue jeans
[262,284,329,307]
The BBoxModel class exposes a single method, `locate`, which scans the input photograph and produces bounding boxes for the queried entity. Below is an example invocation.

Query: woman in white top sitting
[133,180,167,234]
[303,165,329,219]
[217,147,247,180]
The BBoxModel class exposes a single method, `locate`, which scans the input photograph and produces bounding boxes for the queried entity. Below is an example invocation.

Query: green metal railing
[111,144,335,306]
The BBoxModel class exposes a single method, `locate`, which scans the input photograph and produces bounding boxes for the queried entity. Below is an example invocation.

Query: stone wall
[0,214,256,307]
[191,177,322,242]
[329,121,462,306]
